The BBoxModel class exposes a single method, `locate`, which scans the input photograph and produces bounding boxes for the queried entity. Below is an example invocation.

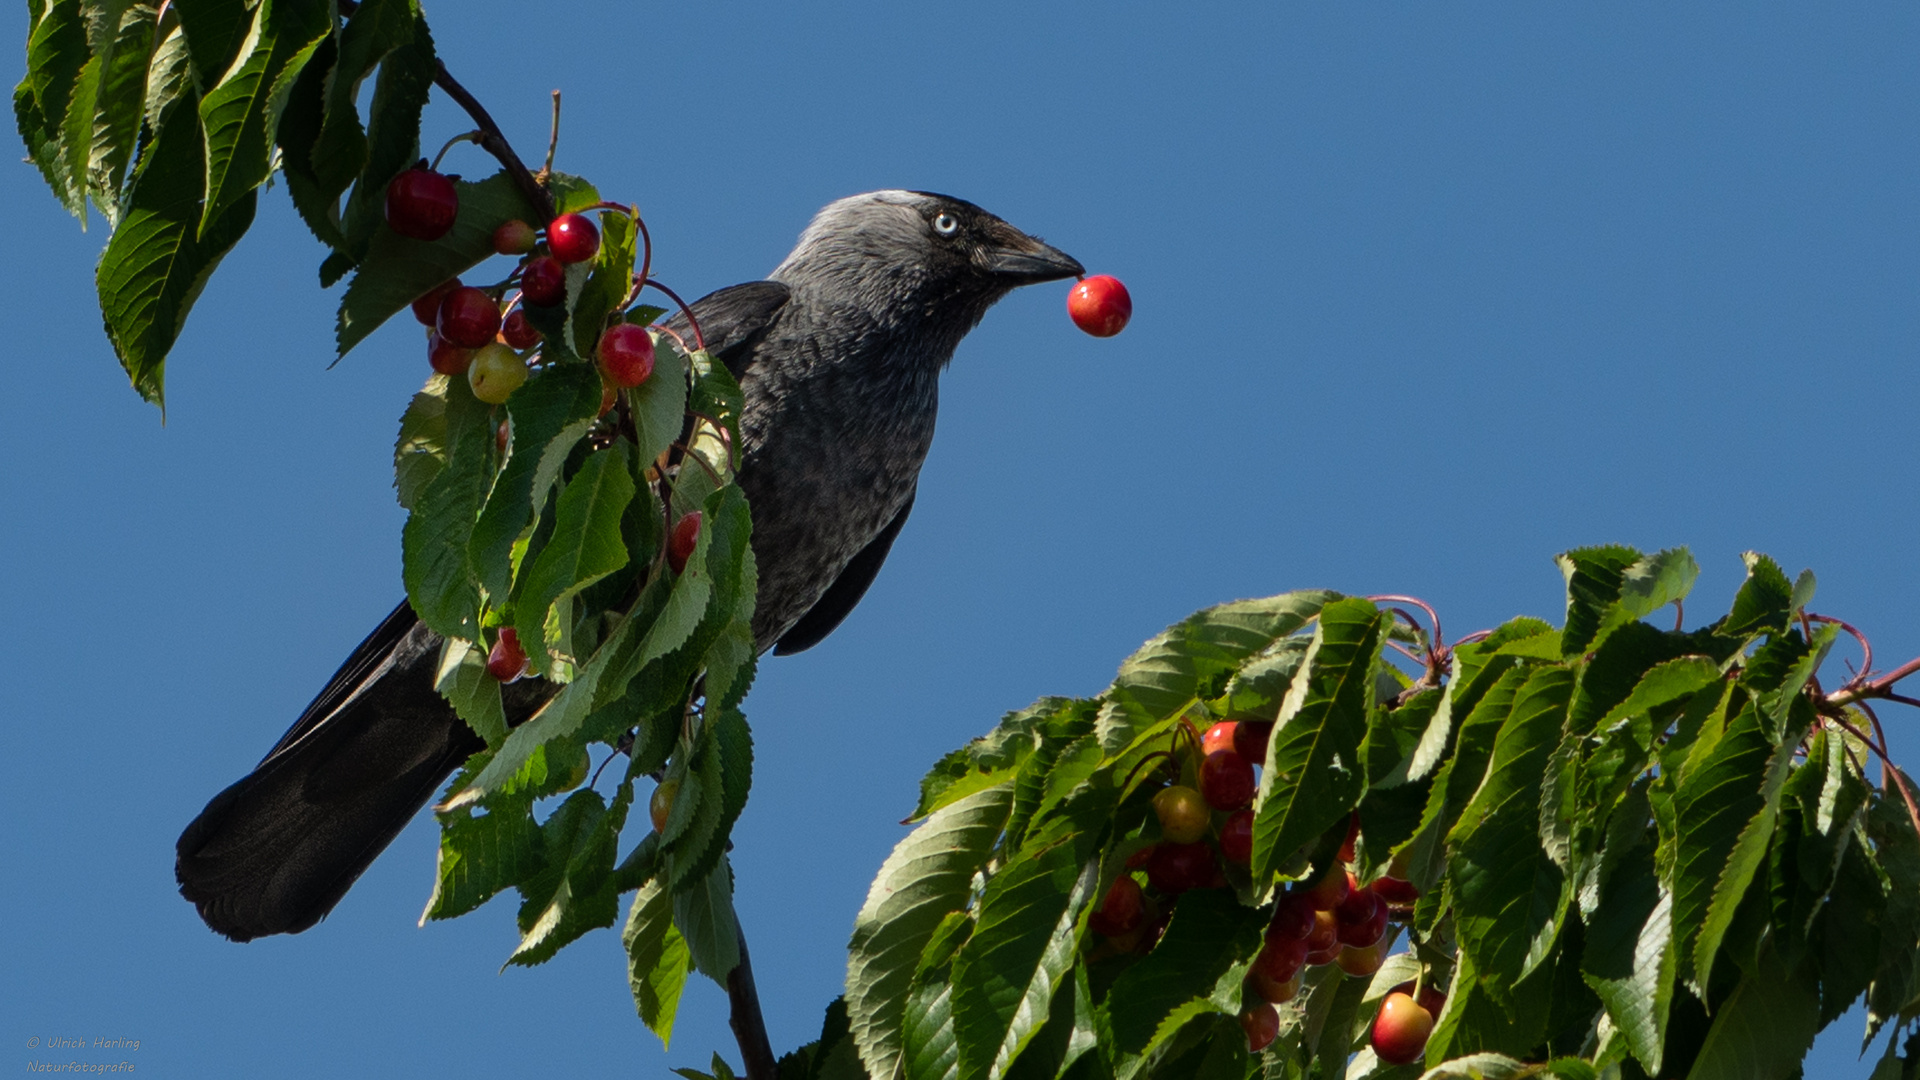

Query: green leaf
[1102,889,1266,1055]
[1096,591,1335,758]
[1393,663,1531,902]
[422,772,539,922]
[70,0,159,227]
[672,854,740,981]
[509,783,630,966]
[510,441,629,668]
[903,914,972,1080]
[400,373,495,640]
[1866,782,1920,1044]
[467,363,602,599]
[949,848,1097,1080]
[629,335,692,469]
[1447,665,1575,1009]
[336,170,542,357]
[1684,941,1820,1080]
[334,6,432,259]
[1250,598,1390,882]
[1668,701,1803,992]
[1555,544,1641,656]
[624,876,694,1048]
[1721,552,1795,639]
[173,0,252,88]
[432,636,506,747]
[196,0,331,233]
[1591,656,1722,744]
[16,0,89,219]
[393,375,448,509]
[1581,839,1676,1075]
[309,0,416,210]
[913,702,1060,822]
[569,209,637,358]
[848,786,1013,1080]
[94,91,256,408]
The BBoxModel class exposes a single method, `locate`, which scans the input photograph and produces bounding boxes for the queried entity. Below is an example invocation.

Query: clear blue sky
[5,4,1917,1075]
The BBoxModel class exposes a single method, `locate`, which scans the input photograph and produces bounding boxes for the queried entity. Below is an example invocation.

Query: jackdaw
[176,190,1084,941]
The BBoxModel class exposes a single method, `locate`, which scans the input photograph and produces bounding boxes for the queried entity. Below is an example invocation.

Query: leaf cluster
[782,548,1920,1080]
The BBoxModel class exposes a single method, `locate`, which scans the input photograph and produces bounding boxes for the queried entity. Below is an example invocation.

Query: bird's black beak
[982,233,1085,285]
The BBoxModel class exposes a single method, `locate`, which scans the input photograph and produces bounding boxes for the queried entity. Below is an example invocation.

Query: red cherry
[1199,749,1256,810]
[1088,875,1145,938]
[649,778,679,833]
[385,166,458,241]
[437,286,502,348]
[1334,873,1376,923]
[428,332,473,375]
[486,627,528,683]
[492,219,537,255]
[500,309,540,350]
[496,419,509,454]
[1219,809,1254,865]
[1372,875,1420,905]
[1233,720,1273,764]
[1153,785,1210,844]
[521,256,566,307]
[1240,1003,1280,1053]
[1249,968,1301,1006]
[1254,935,1307,983]
[1268,892,1317,941]
[1339,902,1388,949]
[412,278,463,326]
[1304,909,1338,953]
[1146,841,1214,894]
[1067,274,1131,337]
[1125,846,1156,870]
[1303,864,1350,911]
[547,213,600,263]
[1370,992,1435,1066]
[668,511,702,574]
[1337,940,1386,978]
[1201,721,1237,757]
[597,323,657,388]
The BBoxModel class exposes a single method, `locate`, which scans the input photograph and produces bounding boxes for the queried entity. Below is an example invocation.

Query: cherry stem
[1808,613,1874,679]
[651,323,692,355]
[1452,630,1493,647]
[645,279,707,352]
[1121,750,1178,796]
[670,441,726,488]
[1673,599,1685,632]
[1369,595,1443,650]
[428,130,482,171]
[1827,653,1920,708]
[687,410,741,471]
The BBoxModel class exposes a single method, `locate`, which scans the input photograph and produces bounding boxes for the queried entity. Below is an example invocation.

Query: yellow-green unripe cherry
[469,342,527,403]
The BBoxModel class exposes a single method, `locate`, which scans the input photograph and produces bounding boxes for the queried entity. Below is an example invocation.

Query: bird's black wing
[773,491,915,656]
[259,599,421,762]
[661,280,791,380]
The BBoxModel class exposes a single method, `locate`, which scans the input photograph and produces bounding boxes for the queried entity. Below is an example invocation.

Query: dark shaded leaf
[1103,889,1266,1054]
[196,0,331,232]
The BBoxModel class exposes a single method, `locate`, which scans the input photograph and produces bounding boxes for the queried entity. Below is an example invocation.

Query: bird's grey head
[770,191,1083,353]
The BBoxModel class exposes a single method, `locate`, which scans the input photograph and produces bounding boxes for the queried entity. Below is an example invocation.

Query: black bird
[176,191,1084,941]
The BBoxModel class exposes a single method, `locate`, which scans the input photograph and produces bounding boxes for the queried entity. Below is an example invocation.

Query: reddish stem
[646,279,706,351]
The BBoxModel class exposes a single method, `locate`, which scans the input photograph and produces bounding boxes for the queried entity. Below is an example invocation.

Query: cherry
[1153,786,1210,844]
[1249,968,1301,1006]
[412,278,463,326]
[1303,864,1350,911]
[1268,892,1316,942]
[1201,721,1237,757]
[1067,274,1131,337]
[1146,841,1214,894]
[1340,904,1388,949]
[428,332,474,376]
[496,419,509,454]
[437,286,502,348]
[668,512,703,575]
[1304,909,1338,954]
[1240,1003,1280,1053]
[598,379,619,418]
[385,166,458,241]
[468,342,527,404]
[1333,872,1375,924]
[1124,846,1156,870]
[1088,875,1146,938]
[1372,875,1420,906]
[598,323,656,387]
[547,212,600,263]
[1233,720,1273,764]
[486,627,528,683]
[1219,809,1254,865]
[492,219,537,255]
[1200,749,1256,810]
[649,778,679,833]
[1337,940,1386,978]
[1370,991,1435,1066]
[1254,934,1307,984]
[500,309,540,350]
[520,255,566,307]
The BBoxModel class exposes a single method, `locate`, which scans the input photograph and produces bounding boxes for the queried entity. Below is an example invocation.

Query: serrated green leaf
[1103,889,1266,1055]
[72,0,158,227]
[849,786,1014,1080]
[1582,838,1675,1075]
[1555,544,1641,656]
[310,0,415,206]
[336,170,539,356]
[569,209,637,357]
[1865,783,1920,1045]
[625,876,694,1047]
[335,7,431,259]
[173,0,251,88]
[903,914,972,1080]
[93,91,256,408]
[393,375,448,508]
[509,783,629,966]
[1447,665,1574,1009]
[1097,591,1336,758]
[913,702,1058,822]
[629,335,691,468]
[1393,664,1530,902]
[1722,552,1795,639]
[1684,941,1819,1080]
[513,446,635,676]
[672,854,739,981]
[433,636,506,747]
[17,0,90,219]
[421,771,539,922]
[196,0,330,233]
[469,362,602,599]
[1250,598,1389,882]
[1591,656,1722,745]
[400,373,494,639]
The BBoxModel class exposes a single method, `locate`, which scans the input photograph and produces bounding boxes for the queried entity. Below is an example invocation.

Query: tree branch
[727,916,778,1080]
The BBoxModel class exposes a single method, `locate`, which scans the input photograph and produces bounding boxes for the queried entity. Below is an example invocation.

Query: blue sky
[4,4,1917,1076]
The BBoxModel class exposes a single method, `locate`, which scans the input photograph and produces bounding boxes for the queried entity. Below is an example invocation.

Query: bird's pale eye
[932,213,959,236]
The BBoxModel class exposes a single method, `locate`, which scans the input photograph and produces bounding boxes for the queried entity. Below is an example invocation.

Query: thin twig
[540,91,561,179]
[727,917,778,1080]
